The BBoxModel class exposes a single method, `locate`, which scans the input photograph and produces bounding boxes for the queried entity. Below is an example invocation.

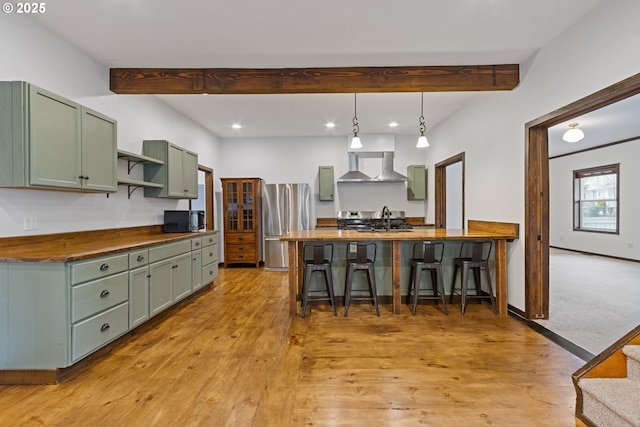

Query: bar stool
[407,241,448,315]
[449,240,497,315]
[343,242,380,317]
[301,243,337,318]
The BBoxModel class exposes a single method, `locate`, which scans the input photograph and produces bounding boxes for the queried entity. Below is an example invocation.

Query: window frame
[573,163,620,234]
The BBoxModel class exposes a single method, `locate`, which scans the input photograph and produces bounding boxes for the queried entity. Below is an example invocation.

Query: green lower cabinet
[129,265,150,329]
[0,234,214,371]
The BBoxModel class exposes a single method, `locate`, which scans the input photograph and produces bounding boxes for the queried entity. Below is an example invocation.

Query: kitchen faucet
[382,205,391,231]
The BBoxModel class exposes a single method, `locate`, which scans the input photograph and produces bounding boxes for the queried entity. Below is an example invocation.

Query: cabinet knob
[99,290,110,298]
[209,252,213,256]
[137,255,145,262]
[100,263,109,271]
[85,176,89,180]
[100,323,110,332]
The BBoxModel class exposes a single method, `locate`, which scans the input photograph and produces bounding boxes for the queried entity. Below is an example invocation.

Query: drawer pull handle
[100,263,109,271]
[238,237,244,241]
[100,323,110,332]
[100,290,110,298]
[209,252,214,256]
[137,255,145,262]
[195,242,200,246]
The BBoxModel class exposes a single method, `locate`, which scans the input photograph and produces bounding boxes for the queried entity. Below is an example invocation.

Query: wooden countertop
[280,227,518,242]
[0,226,218,263]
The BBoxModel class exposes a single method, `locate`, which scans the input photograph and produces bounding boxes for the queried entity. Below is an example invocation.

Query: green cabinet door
[29,85,83,189]
[183,149,198,198]
[319,166,334,201]
[167,143,185,197]
[173,252,193,302]
[81,108,117,192]
[149,259,173,317]
[407,165,426,200]
[129,266,150,329]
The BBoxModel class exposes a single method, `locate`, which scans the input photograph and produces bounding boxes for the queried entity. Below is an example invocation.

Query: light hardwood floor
[0,267,587,426]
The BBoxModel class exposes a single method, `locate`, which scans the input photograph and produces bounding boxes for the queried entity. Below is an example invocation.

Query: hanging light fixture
[416,92,429,148]
[562,122,585,143]
[350,93,363,149]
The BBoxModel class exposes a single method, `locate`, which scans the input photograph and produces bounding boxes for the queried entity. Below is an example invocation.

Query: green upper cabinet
[318,166,334,201]
[143,140,198,199]
[0,81,117,193]
[407,165,426,200]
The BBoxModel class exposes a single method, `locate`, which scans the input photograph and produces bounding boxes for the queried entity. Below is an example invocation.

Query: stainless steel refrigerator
[262,183,311,271]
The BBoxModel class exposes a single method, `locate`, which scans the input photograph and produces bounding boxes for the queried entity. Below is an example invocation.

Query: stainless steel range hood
[338,134,407,183]
[373,152,407,182]
[337,152,372,182]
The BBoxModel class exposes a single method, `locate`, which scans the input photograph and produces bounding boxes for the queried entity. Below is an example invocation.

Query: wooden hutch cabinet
[221,178,263,267]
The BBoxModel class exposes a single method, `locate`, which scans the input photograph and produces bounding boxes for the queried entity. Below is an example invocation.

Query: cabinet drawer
[71,271,129,322]
[226,244,254,255]
[129,249,149,268]
[191,237,203,250]
[202,234,218,247]
[71,253,129,285]
[202,263,218,284]
[71,301,129,362]
[202,244,218,265]
[225,251,256,263]
[225,233,255,244]
[149,240,191,263]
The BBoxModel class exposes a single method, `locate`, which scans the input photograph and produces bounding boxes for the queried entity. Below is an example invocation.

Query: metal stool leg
[483,264,497,314]
[367,264,380,316]
[435,264,448,315]
[412,264,422,315]
[324,266,337,316]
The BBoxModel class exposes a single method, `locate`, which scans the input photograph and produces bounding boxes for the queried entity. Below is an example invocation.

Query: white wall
[216,134,428,226]
[0,14,221,237]
[424,0,640,310]
[550,141,639,260]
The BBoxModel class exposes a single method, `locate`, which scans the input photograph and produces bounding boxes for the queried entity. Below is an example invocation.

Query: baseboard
[550,246,639,264]
[508,307,595,362]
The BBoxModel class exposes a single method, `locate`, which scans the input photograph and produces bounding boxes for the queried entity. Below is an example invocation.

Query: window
[573,164,619,234]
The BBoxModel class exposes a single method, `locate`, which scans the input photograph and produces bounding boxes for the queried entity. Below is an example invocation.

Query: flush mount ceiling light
[562,122,585,143]
[416,92,429,148]
[231,123,242,129]
[325,122,336,128]
[350,93,362,149]
[389,121,399,128]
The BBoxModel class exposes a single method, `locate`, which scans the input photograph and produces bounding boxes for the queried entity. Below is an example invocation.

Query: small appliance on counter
[163,210,205,232]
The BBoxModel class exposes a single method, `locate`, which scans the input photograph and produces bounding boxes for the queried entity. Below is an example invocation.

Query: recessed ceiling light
[389,122,399,127]
[231,123,242,129]
[326,122,336,128]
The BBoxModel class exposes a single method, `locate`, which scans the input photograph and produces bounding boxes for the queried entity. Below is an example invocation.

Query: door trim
[435,152,465,229]
[524,72,640,319]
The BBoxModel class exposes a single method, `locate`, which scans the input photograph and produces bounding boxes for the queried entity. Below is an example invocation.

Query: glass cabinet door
[241,180,254,231]
[225,181,239,231]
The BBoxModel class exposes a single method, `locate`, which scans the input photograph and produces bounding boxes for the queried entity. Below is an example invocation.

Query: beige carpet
[534,248,640,356]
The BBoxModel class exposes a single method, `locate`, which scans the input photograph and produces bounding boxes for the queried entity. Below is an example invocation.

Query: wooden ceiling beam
[110,65,519,95]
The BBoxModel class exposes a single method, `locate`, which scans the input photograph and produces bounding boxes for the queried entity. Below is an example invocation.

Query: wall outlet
[23,217,38,231]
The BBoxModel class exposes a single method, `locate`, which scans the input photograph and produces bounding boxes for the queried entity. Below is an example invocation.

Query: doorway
[435,152,465,229]
[524,72,640,320]
[191,165,214,231]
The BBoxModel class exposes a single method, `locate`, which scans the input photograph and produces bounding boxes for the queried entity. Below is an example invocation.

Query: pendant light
[562,122,585,143]
[416,92,429,148]
[350,93,363,149]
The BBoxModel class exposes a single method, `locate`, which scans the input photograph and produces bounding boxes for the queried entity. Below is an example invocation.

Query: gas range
[336,210,413,231]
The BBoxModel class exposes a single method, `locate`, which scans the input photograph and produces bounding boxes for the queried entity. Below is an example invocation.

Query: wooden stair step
[579,377,640,427]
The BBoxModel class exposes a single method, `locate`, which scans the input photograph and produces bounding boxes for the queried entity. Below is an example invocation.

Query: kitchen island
[280,220,519,316]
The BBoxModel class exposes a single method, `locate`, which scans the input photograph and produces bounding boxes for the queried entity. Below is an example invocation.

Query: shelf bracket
[127,185,142,199]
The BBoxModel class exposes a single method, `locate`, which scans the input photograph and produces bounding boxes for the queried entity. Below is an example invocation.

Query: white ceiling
[31,0,635,153]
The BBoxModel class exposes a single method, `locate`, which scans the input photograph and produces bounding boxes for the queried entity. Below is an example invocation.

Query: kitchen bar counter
[0,225,218,262]
[280,220,519,316]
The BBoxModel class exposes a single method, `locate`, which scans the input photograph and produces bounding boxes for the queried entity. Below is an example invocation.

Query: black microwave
[164,210,205,233]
